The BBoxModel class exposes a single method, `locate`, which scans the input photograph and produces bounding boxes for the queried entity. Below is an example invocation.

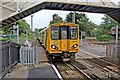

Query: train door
[60,26,68,51]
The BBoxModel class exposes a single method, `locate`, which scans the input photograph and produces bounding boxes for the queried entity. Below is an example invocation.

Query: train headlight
[51,45,58,50]
[72,44,78,48]
[52,45,56,49]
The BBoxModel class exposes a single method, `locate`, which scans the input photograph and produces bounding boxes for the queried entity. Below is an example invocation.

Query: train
[39,22,80,61]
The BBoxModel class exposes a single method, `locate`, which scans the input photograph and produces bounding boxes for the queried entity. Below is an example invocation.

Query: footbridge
[0,0,120,27]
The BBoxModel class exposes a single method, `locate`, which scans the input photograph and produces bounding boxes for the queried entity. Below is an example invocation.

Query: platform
[36,46,49,63]
[4,64,28,78]
[4,63,59,79]
[28,63,59,79]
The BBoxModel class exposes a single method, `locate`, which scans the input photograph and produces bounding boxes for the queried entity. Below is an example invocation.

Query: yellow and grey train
[39,22,80,61]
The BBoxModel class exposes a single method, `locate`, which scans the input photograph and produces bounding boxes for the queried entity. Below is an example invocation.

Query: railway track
[53,60,110,80]
[90,58,119,73]
[54,62,88,80]
[69,60,104,80]
[78,50,119,73]
[100,57,119,67]
[77,53,119,79]
[54,61,91,80]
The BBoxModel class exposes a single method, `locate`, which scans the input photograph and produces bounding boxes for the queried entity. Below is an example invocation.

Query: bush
[97,34,114,42]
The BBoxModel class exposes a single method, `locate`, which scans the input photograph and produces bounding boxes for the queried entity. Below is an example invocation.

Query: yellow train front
[39,22,80,61]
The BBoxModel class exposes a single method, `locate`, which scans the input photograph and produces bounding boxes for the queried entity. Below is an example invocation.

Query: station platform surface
[4,64,28,78]
[4,63,59,79]
[36,46,49,63]
[28,63,59,79]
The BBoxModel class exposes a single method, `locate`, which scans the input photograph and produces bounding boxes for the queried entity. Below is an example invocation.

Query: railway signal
[111,26,120,44]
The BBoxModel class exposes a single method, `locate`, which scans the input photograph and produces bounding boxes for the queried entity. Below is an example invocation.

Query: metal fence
[20,46,35,67]
[0,41,20,79]
[106,45,119,59]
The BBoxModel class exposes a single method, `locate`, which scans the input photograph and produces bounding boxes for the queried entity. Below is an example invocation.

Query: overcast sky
[25,0,120,31]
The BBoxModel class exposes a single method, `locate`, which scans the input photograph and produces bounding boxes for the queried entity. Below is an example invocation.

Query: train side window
[51,26,59,40]
[70,27,78,39]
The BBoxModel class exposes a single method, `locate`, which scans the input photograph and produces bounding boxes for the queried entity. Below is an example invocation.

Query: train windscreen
[51,26,59,40]
[70,27,78,39]
[61,26,67,39]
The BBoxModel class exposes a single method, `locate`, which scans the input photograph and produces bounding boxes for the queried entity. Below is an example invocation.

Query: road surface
[80,44,106,56]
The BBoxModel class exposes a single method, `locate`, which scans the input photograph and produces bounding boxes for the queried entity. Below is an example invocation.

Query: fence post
[20,46,22,64]
[118,45,120,78]
[32,46,35,64]
[8,43,11,72]
[0,45,2,79]
[26,47,27,66]
[36,47,39,64]
[106,46,111,57]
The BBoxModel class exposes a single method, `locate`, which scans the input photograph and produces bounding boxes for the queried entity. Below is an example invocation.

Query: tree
[2,19,32,36]
[50,14,63,24]
[35,28,39,36]
[65,12,97,36]
[39,28,45,32]
[17,19,32,36]
[2,27,10,34]
[91,29,103,37]
[99,15,119,34]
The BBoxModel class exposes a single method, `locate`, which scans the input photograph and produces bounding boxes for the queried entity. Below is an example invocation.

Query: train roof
[50,22,78,26]
[39,26,49,33]
[39,22,78,33]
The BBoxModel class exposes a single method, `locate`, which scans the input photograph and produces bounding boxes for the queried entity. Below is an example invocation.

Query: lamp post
[31,15,34,31]
[31,14,34,47]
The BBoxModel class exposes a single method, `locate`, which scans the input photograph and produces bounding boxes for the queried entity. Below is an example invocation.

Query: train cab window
[51,26,59,40]
[70,27,78,39]
[61,26,67,39]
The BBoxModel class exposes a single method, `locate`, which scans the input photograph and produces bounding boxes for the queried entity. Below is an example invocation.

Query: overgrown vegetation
[97,34,114,42]
[50,14,63,24]
[1,19,34,44]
